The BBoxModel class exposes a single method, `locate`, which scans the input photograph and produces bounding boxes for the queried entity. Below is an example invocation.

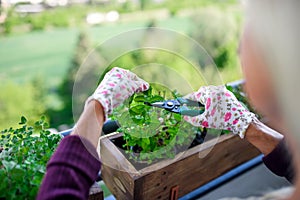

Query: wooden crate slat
[100,135,139,199]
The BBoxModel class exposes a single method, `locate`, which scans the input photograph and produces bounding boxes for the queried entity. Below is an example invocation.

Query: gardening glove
[86,67,149,120]
[183,85,255,138]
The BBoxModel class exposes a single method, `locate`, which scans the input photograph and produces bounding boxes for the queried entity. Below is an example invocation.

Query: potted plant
[99,81,261,200]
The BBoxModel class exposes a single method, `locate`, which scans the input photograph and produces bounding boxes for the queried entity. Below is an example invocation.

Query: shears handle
[180,108,205,117]
[177,97,204,107]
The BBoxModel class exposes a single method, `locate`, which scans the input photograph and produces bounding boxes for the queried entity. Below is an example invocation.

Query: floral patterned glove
[183,85,255,138]
[86,67,149,120]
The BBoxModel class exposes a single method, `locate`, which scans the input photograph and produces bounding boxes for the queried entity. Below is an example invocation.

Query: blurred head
[240,25,282,130]
[242,0,300,196]
[241,0,300,132]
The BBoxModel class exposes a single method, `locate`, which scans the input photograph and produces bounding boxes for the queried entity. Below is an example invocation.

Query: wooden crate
[100,133,260,200]
[88,182,104,200]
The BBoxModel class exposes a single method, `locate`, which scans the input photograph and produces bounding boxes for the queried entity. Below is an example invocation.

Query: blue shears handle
[180,109,204,117]
[176,98,205,117]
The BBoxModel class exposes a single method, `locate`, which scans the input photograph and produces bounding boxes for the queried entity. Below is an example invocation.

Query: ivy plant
[0,116,62,199]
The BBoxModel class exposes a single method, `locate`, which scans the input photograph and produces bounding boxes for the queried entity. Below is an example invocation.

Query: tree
[140,0,148,10]
[49,31,105,128]
[31,75,47,116]
[189,8,239,69]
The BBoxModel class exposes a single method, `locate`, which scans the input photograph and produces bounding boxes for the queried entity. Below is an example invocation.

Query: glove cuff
[235,112,256,139]
[85,95,109,122]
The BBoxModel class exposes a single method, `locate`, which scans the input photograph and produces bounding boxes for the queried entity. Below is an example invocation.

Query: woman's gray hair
[244,0,300,145]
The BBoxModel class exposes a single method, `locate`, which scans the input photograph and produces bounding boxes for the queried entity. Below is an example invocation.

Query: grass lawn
[0,16,192,88]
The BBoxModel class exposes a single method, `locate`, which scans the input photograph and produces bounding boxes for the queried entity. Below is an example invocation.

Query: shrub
[50,31,105,128]
[189,8,240,69]
[27,14,47,31]
[3,9,21,35]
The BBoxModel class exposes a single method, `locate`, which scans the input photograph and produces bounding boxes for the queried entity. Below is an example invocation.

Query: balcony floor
[198,163,292,199]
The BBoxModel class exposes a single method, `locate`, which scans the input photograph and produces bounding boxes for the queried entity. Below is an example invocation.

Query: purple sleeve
[37,135,101,200]
[263,139,294,183]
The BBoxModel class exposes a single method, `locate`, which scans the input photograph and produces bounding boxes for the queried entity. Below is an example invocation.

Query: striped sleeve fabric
[37,135,101,200]
[263,139,294,183]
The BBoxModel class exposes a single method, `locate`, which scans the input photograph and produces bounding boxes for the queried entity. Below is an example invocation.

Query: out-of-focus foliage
[190,8,240,69]
[0,1,243,129]
[3,6,70,34]
[3,9,17,35]
[102,48,206,93]
[1,0,238,35]
[48,31,105,127]
[0,80,47,130]
[97,15,238,92]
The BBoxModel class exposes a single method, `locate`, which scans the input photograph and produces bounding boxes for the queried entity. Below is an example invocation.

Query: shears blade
[144,101,165,109]
[144,98,204,117]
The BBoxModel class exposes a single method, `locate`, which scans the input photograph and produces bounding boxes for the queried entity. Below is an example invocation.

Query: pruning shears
[144,97,205,117]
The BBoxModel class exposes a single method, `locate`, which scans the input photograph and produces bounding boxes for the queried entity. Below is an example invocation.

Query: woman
[37,66,293,199]
[38,0,300,199]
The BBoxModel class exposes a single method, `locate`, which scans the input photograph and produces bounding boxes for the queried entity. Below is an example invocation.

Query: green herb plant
[0,116,62,199]
[111,86,200,164]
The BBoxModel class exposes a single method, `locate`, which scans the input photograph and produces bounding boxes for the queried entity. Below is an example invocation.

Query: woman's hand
[184,85,255,138]
[86,67,149,120]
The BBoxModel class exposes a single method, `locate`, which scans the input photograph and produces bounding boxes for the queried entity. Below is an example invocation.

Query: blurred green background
[0,0,243,130]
